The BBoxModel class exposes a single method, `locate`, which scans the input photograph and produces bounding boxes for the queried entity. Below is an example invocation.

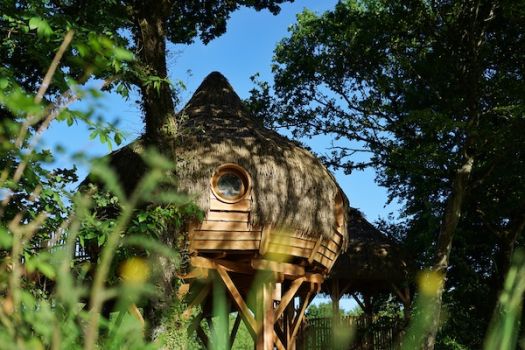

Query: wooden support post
[330,279,341,320]
[256,281,275,350]
[273,330,286,350]
[229,313,242,349]
[284,299,295,349]
[290,283,317,348]
[259,225,272,256]
[274,277,305,320]
[129,304,145,327]
[363,294,374,350]
[351,292,367,313]
[308,236,323,264]
[215,264,257,339]
[196,322,209,348]
[188,311,204,345]
[183,282,211,319]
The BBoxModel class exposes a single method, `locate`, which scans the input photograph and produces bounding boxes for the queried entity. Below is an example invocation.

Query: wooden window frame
[211,163,252,204]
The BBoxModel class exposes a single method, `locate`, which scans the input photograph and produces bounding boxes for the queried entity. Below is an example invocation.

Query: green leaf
[36,262,56,279]
[114,132,123,146]
[0,226,13,249]
[98,233,106,246]
[137,212,148,223]
[28,17,53,37]
[112,47,134,61]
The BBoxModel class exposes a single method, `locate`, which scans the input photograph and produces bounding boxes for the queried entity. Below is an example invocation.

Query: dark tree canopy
[247,0,525,348]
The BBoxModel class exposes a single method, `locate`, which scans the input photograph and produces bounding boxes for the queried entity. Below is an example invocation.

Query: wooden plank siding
[209,193,251,212]
[189,188,344,269]
[190,239,260,251]
[206,211,249,222]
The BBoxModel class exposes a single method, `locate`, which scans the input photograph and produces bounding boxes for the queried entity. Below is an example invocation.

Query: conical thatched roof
[99,72,347,240]
[324,208,409,294]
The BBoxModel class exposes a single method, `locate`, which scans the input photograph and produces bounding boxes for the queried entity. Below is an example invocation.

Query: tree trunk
[422,155,475,349]
[130,2,180,338]
[132,0,177,147]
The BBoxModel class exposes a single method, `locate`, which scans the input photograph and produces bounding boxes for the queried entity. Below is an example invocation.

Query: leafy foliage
[248,0,525,347]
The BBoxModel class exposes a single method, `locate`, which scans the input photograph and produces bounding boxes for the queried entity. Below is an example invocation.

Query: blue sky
[42,0,398,311]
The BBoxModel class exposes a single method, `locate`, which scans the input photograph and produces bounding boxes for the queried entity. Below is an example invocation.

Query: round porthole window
[211,164,251,203]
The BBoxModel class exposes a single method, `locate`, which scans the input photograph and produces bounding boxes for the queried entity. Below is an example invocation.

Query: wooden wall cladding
[189,192,345,270]
[191,192,259,251]
[209,193,251,212]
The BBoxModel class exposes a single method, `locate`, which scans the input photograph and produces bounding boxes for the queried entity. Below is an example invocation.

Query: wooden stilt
[188,311,205,346]
[183,282,211,319]
[196,322,209,348]
[330,279,340,319]
[363,294,374,350]
[284,299,295,349]
[274,277,305,320]
[289,283,317,347]
[229,313,242,349]
[129,304,145,327]
[351,292,367,313]
[184,256,325,350]
[216,264,257,339]
[256,281,274,350]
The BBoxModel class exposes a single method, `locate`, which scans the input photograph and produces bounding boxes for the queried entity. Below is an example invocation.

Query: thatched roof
[324,208,409,294]
[99,72,347,241]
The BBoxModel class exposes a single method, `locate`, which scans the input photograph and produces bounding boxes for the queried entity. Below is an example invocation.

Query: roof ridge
[182,71,247,117]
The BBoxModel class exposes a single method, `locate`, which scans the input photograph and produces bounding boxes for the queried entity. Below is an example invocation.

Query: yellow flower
[120,257,150,284]
[418,271,444,296]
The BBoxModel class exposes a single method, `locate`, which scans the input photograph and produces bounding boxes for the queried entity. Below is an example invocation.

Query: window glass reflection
[217,173,242,198]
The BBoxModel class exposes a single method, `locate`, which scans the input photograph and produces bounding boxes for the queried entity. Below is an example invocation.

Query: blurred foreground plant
[484,249,525,350]
[0,27,199,349]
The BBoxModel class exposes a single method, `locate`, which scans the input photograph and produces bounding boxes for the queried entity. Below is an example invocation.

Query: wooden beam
[129,304,145,327]
[351,293,366,312]
[304,273,324,284]
[274,277,305,321]
[256,281,275,350]
[290,285,316,345]
[284,301,295,347]
[215,264,257,339]
[188,312,204,344]
[177,267,209,280]
[391,283,411,305]
[183,283,211,319]
[177,283,190,300]
[273,330,286,350]
[259,225,271,255]
[308,236,323,264]
[251,259,305,277]
[196,322,209,348]
[340,281,352,297]
[190,256,253,275]
[229,313,242,349]
[331,279,340,319]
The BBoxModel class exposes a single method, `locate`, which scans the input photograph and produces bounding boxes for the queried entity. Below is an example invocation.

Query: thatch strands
[103,72,347,241]
[325,208,410,294]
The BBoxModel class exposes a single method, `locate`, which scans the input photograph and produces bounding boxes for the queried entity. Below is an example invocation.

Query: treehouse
[101,72,349,349]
